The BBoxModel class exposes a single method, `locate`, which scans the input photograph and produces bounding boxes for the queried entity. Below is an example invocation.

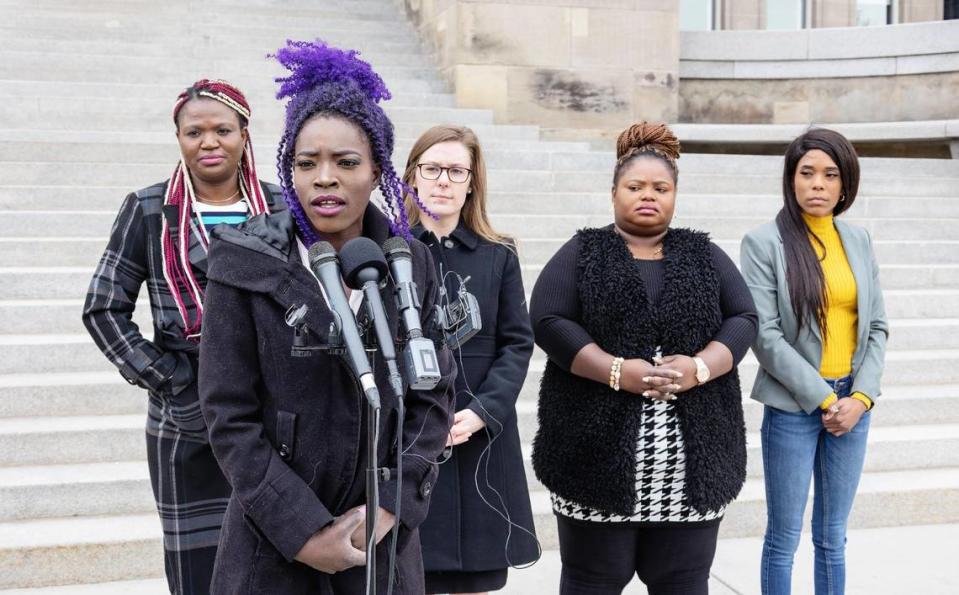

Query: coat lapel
[162,203,209,274]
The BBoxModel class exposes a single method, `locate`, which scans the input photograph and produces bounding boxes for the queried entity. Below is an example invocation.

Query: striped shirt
[194,198,251,236]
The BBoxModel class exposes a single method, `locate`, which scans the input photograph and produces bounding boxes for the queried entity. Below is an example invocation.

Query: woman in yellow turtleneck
[740,128,888,595]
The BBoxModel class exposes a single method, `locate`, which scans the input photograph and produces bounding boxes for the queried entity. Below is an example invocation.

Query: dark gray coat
[198,207,456,594]
[413,224,539,572]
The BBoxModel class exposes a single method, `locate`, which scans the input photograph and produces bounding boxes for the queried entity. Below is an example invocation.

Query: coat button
[420,480,432,497]
[443,239,455,249]
[279,444,291,459]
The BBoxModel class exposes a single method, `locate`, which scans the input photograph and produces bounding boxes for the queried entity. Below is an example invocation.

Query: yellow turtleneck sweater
[802,213,873,411]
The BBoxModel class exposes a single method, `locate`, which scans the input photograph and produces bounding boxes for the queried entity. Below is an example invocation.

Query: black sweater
[531,234,757,370]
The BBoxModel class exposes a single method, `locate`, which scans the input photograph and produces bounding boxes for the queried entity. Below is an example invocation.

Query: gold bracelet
[609,356,625,391]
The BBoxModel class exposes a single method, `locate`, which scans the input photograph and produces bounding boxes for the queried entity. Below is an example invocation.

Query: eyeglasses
[416,163,472,184]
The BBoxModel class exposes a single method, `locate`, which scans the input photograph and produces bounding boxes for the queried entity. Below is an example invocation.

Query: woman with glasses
[403,125,539,595]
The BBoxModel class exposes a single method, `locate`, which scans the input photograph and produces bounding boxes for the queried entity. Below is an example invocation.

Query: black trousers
[556,515,720,595]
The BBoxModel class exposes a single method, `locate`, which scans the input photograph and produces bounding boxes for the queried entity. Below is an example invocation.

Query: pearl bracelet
[609,356,625,391]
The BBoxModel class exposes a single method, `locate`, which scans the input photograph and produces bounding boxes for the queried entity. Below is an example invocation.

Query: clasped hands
[821,398,867,436]
[293,505,396,573]
[620,355,698,401]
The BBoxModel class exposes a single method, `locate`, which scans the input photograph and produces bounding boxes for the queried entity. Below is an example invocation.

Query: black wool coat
[198,207,456,594]
[532,227,748,517]
[412,224,539,573]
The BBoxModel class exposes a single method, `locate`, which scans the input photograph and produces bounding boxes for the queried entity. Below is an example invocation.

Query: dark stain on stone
[643,72,656,83]
[531,70,628,113]
[470,33,503,54]
[665,73,675,89]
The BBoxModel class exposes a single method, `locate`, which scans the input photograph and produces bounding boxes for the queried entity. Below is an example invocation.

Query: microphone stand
[285,304,387,595]
[359,281,405,595]
[365,394,380,595]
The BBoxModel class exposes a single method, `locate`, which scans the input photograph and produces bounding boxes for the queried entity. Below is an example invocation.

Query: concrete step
[0,101,495,131]
[0,298,152,335]
[0,335,127,375]
[1,468,956,588]
[0,462,152,522]
[0,75,445,98]
[515,349,959,401]
[0,0,392,17]
[516,423,959,492]
[520,261,959,292]
[520,238,959,266]
[2,356,959,466]
[2,164,957,199]
[0,138,591,170]
[0,142,598,173]
[516,384,959,437]
[0,15,418,42]
[0,578,168,595]
[2,181,950,220]
[526,467,959,548]
[0,513,163,589]
[7,210,959,244]
[0,122,540,146]
[5,261,959,315]
[0,414,145,466]
[0,372,144,418]
[545,151,959,178]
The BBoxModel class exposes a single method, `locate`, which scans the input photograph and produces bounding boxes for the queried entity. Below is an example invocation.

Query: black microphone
[339,237,404,400]
[307,241,380,409]
[382,237,441,390]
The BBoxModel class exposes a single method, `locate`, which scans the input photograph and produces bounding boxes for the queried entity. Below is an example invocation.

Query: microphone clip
[284,304,346,357]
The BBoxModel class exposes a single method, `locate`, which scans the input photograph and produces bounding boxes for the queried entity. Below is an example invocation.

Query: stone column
[898,0,945,22]
[810,0,857,27]
[403,0,680,138]
[721,0,765,29]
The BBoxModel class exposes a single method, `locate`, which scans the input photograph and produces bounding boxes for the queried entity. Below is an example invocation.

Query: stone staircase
[2,0,959,591]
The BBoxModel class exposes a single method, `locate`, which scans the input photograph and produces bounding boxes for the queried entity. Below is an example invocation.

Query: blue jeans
[760,376,870,595]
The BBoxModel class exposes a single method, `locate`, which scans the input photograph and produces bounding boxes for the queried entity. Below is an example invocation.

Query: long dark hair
[777,128,860,335]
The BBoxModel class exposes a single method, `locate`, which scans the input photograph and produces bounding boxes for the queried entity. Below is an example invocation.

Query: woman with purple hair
[197,41,456,593]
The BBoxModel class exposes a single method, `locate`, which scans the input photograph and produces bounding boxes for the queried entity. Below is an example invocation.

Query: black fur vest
[532,226,746,516]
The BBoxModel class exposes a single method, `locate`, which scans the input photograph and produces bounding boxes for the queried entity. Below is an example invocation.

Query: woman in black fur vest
[529,122,758,595]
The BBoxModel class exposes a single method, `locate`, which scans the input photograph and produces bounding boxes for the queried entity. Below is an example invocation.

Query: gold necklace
[197,190,240,205]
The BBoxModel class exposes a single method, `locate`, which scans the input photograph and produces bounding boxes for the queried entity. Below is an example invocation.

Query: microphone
[339,237,404,400]
[382,237,441,390]
[307,241,380,409]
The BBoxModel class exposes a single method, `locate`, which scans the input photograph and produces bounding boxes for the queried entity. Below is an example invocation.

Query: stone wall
[402,0,679,134]
[680,71,959,123]
[680,20,959,123]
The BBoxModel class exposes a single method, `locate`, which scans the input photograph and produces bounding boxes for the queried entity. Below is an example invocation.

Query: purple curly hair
[271,39,417,245]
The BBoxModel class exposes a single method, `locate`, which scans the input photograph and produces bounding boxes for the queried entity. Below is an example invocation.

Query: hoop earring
[839,194,846,203]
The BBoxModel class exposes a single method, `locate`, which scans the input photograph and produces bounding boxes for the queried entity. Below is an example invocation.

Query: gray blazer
[740,220,888,414]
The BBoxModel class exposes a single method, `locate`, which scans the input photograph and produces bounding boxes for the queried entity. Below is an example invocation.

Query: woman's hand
[653,354,699,393]
[620,359,682,401]
[294,507,366,573]
[446,408,487,446]
[822,398,867,436]
[349,506,397,552]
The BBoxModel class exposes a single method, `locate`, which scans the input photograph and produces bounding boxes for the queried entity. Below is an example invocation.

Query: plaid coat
[83,180,284,404]
[82,179,285,595]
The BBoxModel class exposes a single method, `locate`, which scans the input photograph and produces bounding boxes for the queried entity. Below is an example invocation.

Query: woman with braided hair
[530,122,758,594]
[82,79,285,594]
[197,40,455,593]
